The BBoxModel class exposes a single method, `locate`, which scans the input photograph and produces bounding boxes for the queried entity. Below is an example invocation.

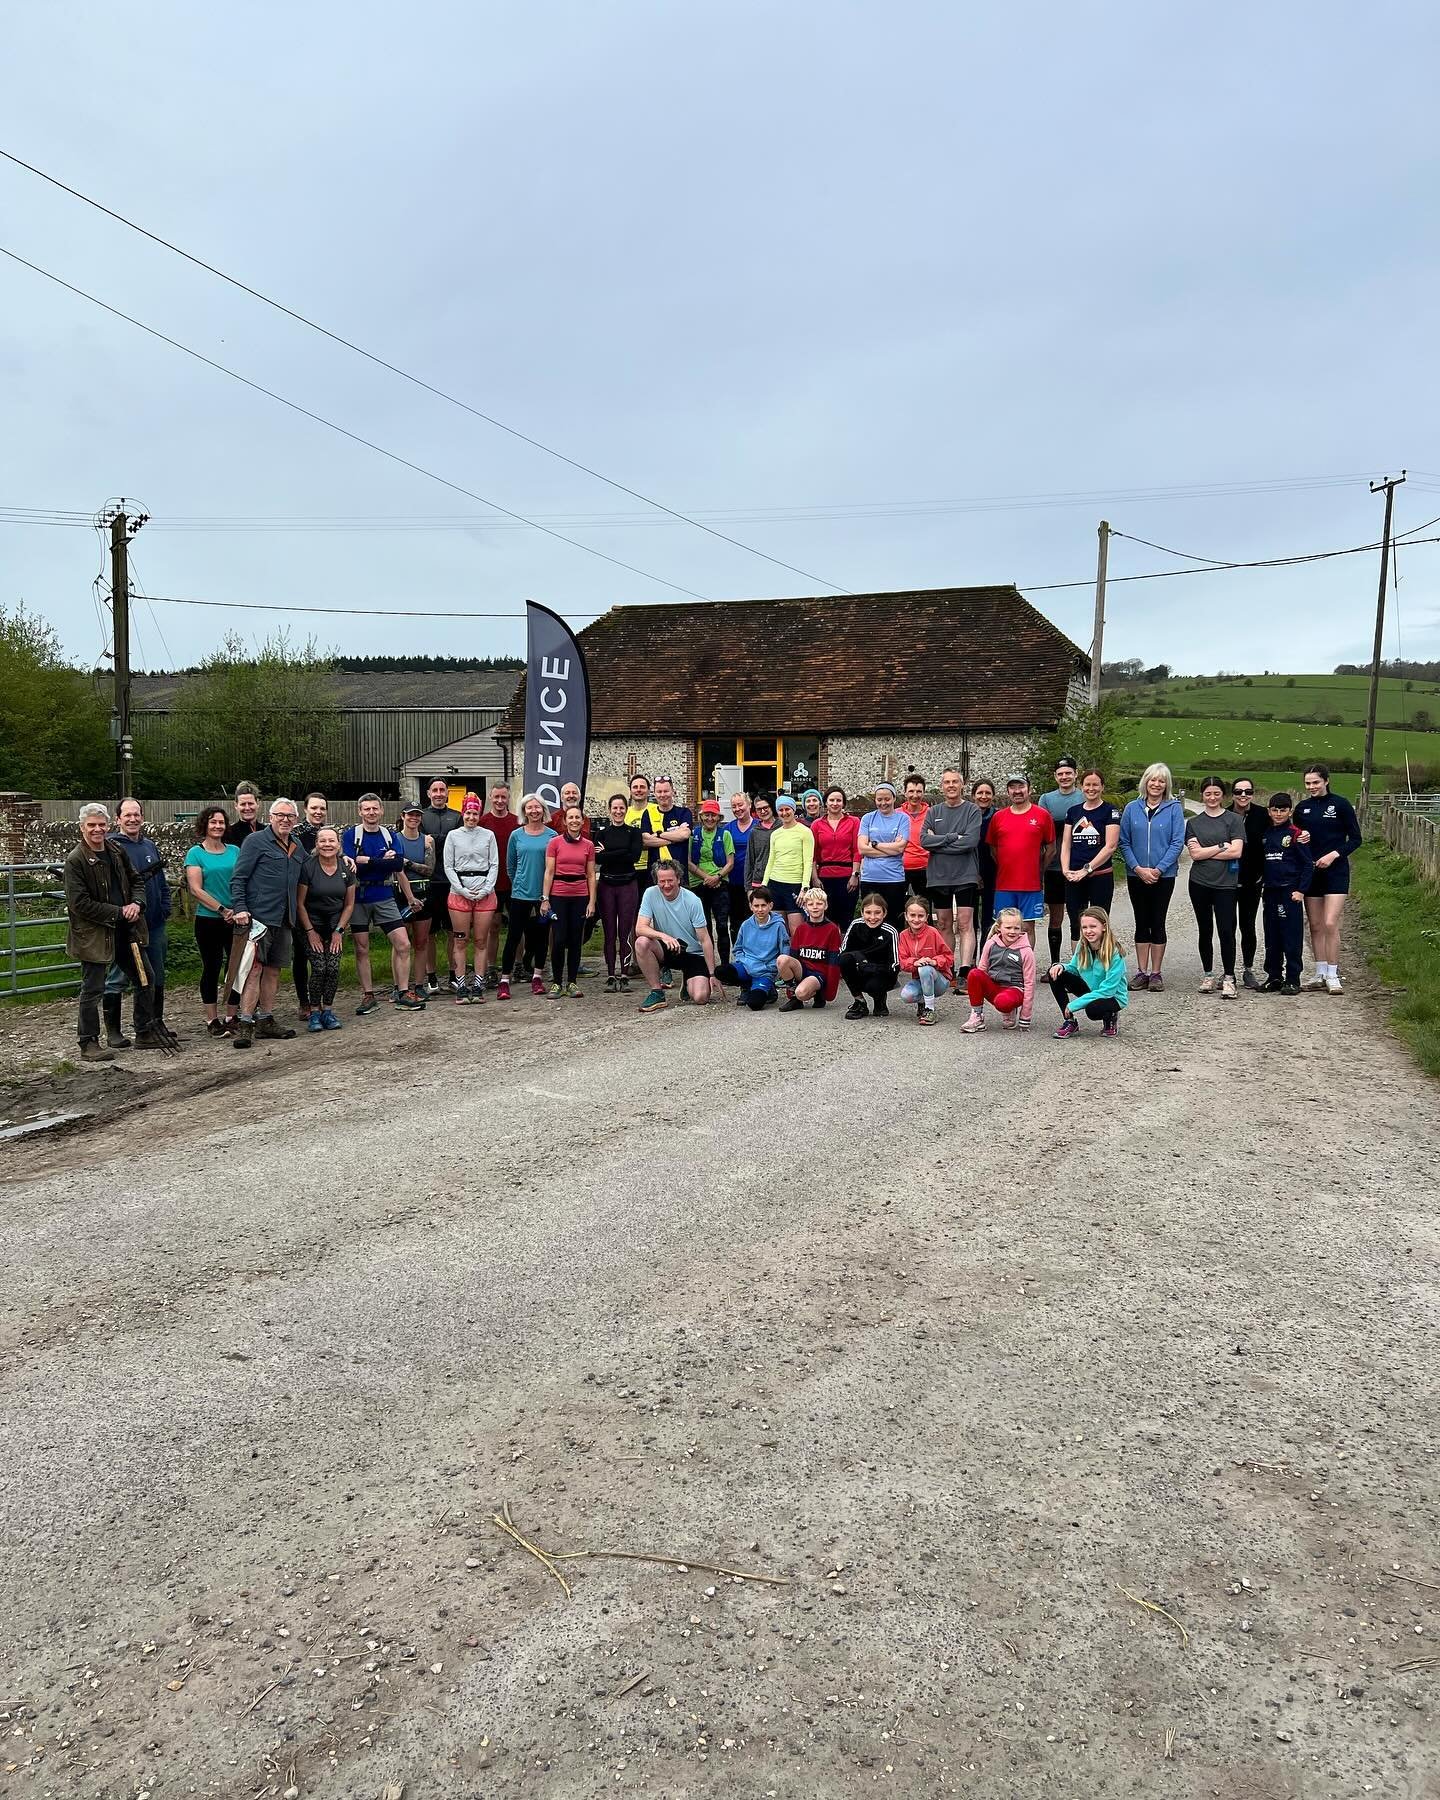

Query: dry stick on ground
[1163,1726,1176,1759]
[1380,1569,1440,1592]
[493,1504,790,1591]
[607,1668,652,1702]
[1117,1586,1190,1650]
[237,1661,295,1718]
[491,1511,572,1599]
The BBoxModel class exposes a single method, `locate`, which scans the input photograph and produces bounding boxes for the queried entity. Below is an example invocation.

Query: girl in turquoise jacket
[1047,906,1129,1039]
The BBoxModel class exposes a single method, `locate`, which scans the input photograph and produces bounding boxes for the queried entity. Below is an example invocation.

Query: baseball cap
[700,797,722,814]
[1054,755,1077,771]
[1005,771,1029,786]
[401,800,423,813]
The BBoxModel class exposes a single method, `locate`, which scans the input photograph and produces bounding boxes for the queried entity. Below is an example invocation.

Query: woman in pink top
[811,786,861,926]
[541,805,597,996]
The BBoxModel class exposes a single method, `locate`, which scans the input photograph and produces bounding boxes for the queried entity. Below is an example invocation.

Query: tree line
[1333,658,1440,682]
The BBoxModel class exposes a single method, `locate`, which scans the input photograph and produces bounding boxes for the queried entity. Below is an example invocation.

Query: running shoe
[872,996,889,1017]
[1199,975,1216,995]
[356,993,380,1015]
[639,989,668,1013]
[1280,981,1301,995]
[1242,968,1259,990]
[497,976,511,1000]
[319,1009,343,1030]
[603,975,618,993]
[1257,977,1284,993]
[308,1009,324,1033]
[425,974,440,997]
[1325,972,1344,994]
[1221,975,1237,1000]
[1128,970,1151,991]
[468,978,486,1004]
[206,1018,227,1038]
[1053,1018,1079,1039]
[1303,972,1328,990]
[618,976,631,993]
[394,987,425,1009]
[960,1010,985,1033]
[566,982,582,998]
[1002,1008,1019,1029]
[1101,1018,1119,1039]
[779,995,803,1012]
[917,1007,937,1026]
[549,981,565,997]
[451,978,467,1004]
[843,999,869,1021]
[1147,974,1164,993]
[531,973,546,996]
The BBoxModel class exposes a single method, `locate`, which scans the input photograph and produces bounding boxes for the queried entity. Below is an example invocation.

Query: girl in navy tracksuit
[1293,763,1362,993]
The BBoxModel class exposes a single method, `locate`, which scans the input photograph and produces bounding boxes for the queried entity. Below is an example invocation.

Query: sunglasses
[1233,787,1255,796]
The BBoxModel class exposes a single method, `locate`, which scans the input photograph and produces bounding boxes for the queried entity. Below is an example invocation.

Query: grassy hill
[1111,672,1440,800]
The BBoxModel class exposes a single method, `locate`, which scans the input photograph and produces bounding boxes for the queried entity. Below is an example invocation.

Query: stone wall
[824,732,1033,794]
[506,736,695,807]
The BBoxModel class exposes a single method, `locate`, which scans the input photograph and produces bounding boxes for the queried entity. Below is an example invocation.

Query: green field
[1111,671,1439,796]
[1118,672,1440,728]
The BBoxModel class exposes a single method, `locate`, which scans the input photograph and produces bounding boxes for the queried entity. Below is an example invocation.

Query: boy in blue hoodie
[717,886,791,1010]
[1258,793,1313,994]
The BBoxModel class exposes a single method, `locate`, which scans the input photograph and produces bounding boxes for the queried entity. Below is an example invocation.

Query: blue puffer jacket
[1119,796,1186,877]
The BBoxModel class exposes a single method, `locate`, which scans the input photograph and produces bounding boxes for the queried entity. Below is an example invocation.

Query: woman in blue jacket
[1119,762,1186,992]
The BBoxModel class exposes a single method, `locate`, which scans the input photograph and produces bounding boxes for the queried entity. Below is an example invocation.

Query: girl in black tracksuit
[838,898,900,1018]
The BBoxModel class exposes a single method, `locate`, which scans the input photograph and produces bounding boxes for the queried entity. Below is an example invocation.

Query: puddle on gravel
[0,1109,91,1141]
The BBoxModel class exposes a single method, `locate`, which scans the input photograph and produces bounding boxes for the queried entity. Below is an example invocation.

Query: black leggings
[1065,871,1115,937]
[548,896,589,984]
[194,914,231,1006]
[839,953,897,999]
[820,876,856,928]
[502,898,549,975]
[695,884,731,962]
[1238,879,1263,968]
[1126,873,1176,946]
[306,944,342,1009]
[1190,881,1238,976]
[1048,967,1119,1023]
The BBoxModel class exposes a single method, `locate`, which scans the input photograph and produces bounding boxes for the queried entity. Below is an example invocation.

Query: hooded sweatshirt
[918,801,984,889]
[1118,795,1186,878]
[897,922,955,976]
[977,927,1036,1016]
[731,912,790,985]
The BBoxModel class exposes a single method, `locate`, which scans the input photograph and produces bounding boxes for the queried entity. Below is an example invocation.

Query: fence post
[5,865,15,998]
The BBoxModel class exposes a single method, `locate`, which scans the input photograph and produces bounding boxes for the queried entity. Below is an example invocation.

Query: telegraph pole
[110,508,131,804]
[102,499,146,804]
[1359,472,1405,823]
[1089,519,1110,708]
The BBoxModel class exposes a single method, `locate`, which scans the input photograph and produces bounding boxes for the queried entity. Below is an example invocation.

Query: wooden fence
[1378,797,1440,888]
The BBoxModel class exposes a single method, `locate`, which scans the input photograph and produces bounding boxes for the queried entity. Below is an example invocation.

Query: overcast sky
[4,1,1438,676]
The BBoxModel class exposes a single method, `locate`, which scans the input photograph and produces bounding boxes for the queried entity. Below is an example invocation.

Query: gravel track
[1,907,1437,1797]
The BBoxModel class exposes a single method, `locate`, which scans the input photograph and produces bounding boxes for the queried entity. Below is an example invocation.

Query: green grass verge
[1117,672,1440,729]
[1115,714,1424,779]
[1348,841,1440,1081]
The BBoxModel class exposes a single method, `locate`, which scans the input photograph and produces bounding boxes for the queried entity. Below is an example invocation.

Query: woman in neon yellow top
[763,793,815,931]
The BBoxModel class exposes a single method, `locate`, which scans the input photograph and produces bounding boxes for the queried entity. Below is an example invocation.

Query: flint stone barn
[503,586,1088,805]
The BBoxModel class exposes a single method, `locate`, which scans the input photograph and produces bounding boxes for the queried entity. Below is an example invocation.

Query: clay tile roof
[503,586,1086,737]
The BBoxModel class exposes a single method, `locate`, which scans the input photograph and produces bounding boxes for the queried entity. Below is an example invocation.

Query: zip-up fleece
[1060,948,1130,1013]
[897,923,955,976]
[1118,795,1186,877]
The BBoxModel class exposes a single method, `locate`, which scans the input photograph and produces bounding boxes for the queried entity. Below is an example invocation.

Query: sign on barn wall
[523,601,591,809]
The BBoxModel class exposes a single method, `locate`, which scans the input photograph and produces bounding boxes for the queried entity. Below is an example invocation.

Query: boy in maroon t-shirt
[779,888,842,1009]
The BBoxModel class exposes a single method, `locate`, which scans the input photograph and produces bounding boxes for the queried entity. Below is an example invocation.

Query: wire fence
[1379,798,1440,887]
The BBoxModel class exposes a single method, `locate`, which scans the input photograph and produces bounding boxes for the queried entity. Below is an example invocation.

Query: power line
[0,146,850,595]
[0,471,1404,534]
[134,533,1440,621]
[0,243,715,601]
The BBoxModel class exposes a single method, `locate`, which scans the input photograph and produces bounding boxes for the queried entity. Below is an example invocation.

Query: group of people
[62,758,1362,1059]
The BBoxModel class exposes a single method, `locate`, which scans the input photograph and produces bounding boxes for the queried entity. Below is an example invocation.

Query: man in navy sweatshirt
[1259,793,1313,994]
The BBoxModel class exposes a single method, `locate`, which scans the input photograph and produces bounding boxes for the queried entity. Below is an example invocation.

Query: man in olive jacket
[64,802,158,1061]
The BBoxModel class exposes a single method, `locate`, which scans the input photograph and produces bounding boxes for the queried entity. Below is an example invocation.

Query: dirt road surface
[2,916,1437,1798]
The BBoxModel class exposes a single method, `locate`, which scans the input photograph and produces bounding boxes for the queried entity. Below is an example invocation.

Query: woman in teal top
[183,804,242,1035]
[499,794,557,997]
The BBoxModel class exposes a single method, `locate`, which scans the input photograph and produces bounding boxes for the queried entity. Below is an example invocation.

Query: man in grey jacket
[919,768,985,983]
[229,797,304,1048]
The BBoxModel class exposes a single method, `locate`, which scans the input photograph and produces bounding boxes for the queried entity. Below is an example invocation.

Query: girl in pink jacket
[961,907,1036,1031]
[898,896,955,1025]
